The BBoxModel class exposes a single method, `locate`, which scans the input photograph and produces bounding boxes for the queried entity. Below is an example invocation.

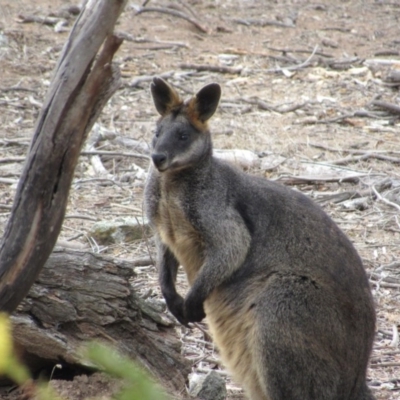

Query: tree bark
[0,0,127,312]
[12,247,190,396]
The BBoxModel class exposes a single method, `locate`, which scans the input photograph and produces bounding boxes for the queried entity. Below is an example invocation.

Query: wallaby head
[150,77,221,172]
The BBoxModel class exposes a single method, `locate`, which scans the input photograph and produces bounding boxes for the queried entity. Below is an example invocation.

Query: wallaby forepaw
[166,294,189,326]
[184,295,206,322]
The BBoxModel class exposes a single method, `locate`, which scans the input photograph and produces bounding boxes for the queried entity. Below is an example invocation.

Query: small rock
[189,371,227,400]
[89,217,150,245]
[341,197,370,211]
[322,37,339,48]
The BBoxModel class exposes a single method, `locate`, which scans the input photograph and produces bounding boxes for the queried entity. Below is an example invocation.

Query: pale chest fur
[155,191,204,285]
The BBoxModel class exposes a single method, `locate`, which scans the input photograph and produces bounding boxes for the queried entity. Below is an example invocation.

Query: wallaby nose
[152,153,167,169]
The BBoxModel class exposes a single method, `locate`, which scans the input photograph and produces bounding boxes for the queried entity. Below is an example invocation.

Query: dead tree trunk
[12,247,190,395]
[0,0,126,312]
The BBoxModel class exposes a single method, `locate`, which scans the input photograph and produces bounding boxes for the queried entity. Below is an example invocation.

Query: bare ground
[1,0,400,399]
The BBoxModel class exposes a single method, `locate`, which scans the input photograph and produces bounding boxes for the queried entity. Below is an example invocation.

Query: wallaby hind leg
[250,272,374,400]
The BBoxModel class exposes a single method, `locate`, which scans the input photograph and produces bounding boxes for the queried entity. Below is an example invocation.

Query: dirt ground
[1,0,400,399]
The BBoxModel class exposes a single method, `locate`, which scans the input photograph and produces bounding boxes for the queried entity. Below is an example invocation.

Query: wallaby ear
[151,77,182,116]
[193,83,221,122]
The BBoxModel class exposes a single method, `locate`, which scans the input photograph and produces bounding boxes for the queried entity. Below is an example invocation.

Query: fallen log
[12,247,190,397]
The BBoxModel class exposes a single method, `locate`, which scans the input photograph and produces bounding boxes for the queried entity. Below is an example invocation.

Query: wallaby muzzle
[151,153,168,171]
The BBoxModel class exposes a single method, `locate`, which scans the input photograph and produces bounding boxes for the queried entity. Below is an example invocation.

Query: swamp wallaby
[144,77,376,400]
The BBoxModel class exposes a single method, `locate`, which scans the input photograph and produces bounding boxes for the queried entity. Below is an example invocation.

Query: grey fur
[144,77,376,400]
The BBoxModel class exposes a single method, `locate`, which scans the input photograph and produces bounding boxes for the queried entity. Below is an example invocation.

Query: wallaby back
[144,77,376,400]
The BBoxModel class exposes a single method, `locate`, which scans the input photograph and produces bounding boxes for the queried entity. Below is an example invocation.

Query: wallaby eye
[179,132,189,141]
[155,129,160,138]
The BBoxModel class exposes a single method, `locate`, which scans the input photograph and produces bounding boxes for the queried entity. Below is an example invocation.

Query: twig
[80,150,150,160]
[315,180,391,204]
[307,142,400,156]
[264,45,333,58]
[364,58,400,66]
[371,100,400,115]
[110,203,143,213]
[322,27,351,33]
[305,110,384,125]
[0,178,19,184]
[331,153,400,166]
[370,278,400,289]
[0,139,30,146]
[118,32,189,48]
[18,14,63,26]
[375,50,400,57]
[176,0,198,18]
[130,257,154,267]
[126,71,175,88]
[370,272,400,285]
[266,45,319,73]
[0,86,37,93]
[242,97,307,113]
[323,57,361,70]
[0,157,26,164]
[65,214,98,221]
[130,44,182,51]
[372,185,400,212]
[232,18,294,28]
[179,63,243,74]
[275,173,369,185]
[178,47,318,75]
[135,6,209,34]
[370,361,400,368]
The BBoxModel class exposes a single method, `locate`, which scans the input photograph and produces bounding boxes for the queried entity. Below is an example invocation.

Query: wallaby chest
[155,185,204,285]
